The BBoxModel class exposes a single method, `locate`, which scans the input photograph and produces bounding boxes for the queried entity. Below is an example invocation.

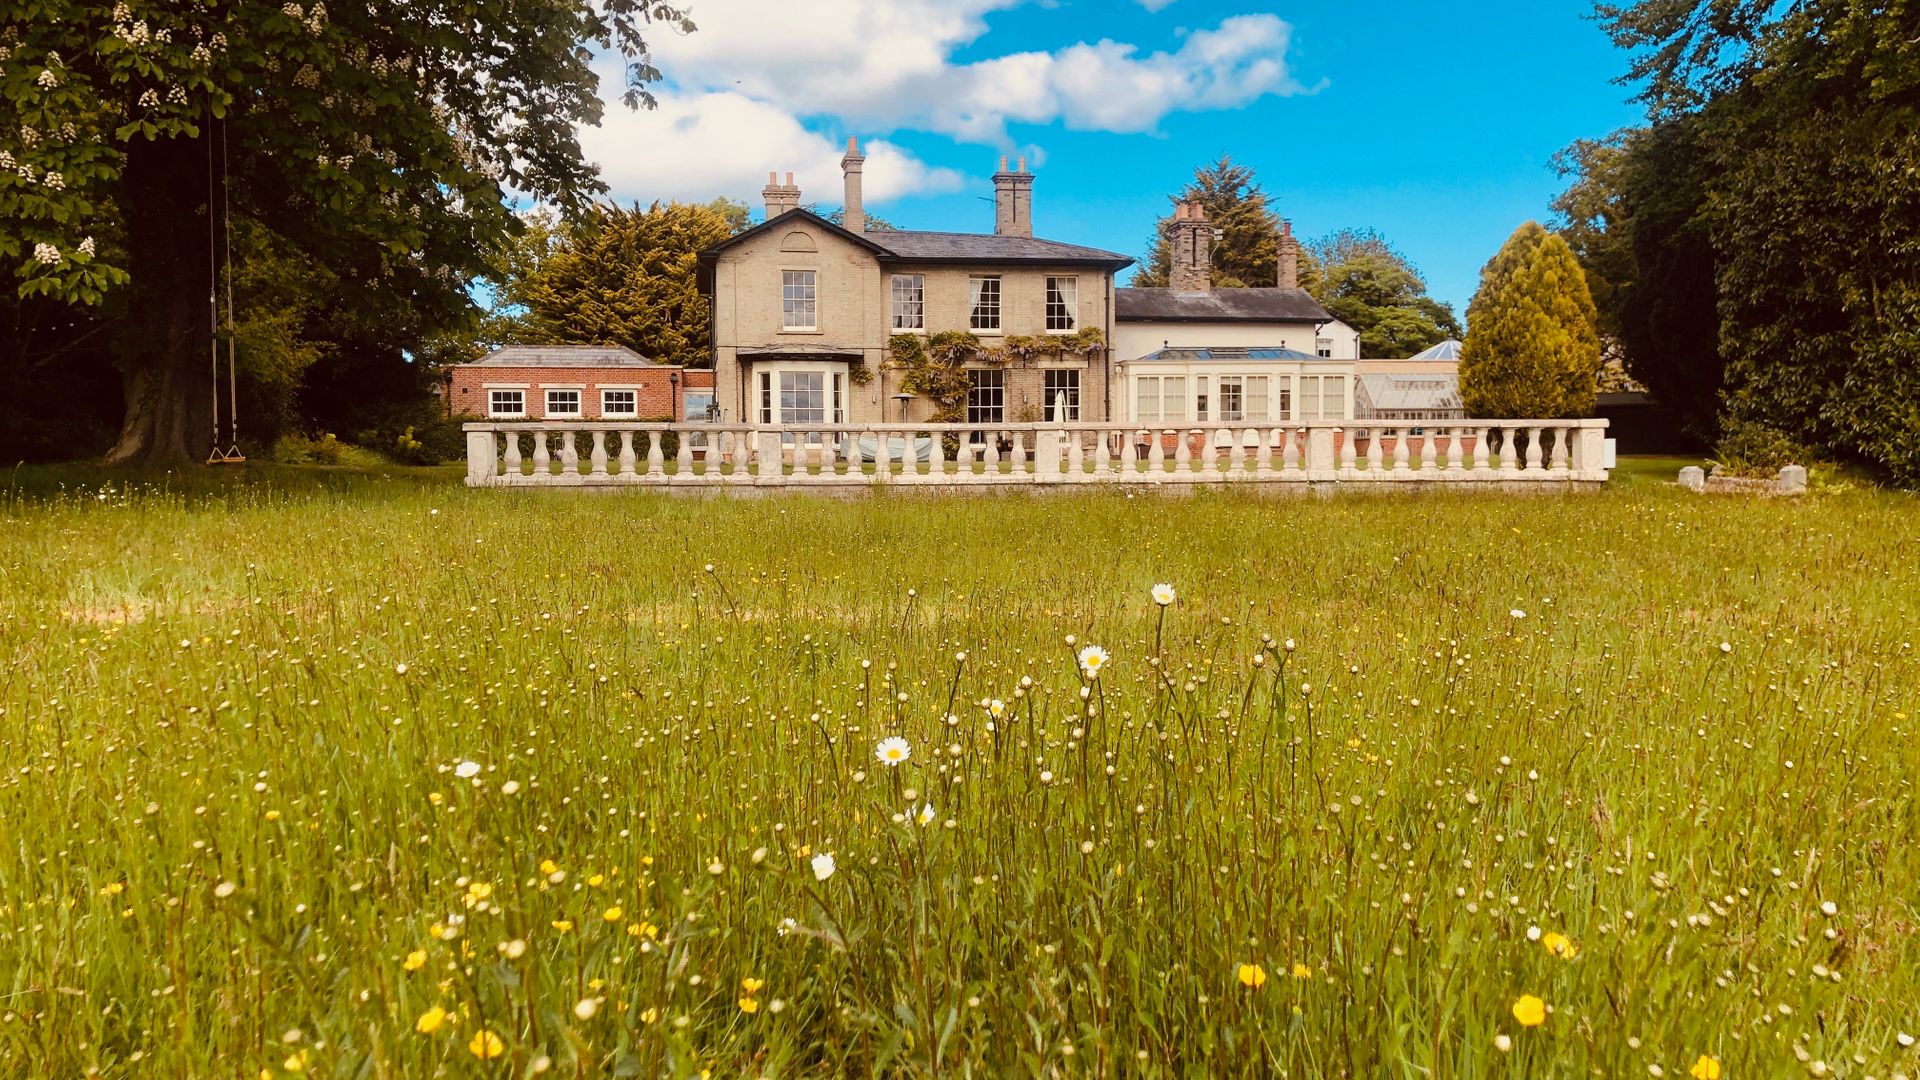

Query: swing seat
[207,445,248,465]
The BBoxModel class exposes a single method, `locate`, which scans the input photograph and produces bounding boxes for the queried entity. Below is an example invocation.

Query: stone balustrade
[464,420,1612,490]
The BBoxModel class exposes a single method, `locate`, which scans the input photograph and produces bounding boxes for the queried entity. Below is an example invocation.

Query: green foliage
[1551,122,1722,437]
[1132,156,1320,291]
[493,200,738,367]
[892,331,976,422]
[1460,223,1601,418]
[4,482,1920,1074]
[1590,0,1920,484]
[1311,236,1461,358]
[1710,417,1808,478]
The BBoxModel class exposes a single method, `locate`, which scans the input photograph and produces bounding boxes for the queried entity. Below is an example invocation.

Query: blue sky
[581,0,1647,315]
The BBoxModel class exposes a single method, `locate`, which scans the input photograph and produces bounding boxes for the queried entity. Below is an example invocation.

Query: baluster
[616,431,634,476]
[1472,426,1490,475]
[1496,426,1516,475]
[1281,429,1300,473]
[531,431,551,475]
[983,431,1000,472]
[1338,427,1356,475]
[1148,432,1166,472]
[1392,428,1411,475]
[676,428,693,477]
[1524,426,1544,471]
[1551,426,1571,473]
[1364,428,1382,473]
[1008,430,1026,474]
[955,432,975,475]
[1255,429,1274,473]
[1092,430,1111,476]
[503,432,522,476]
[559,431,578,475]
[590,431,608,476]
[1067,430,1085,476]
[928,429,947,479]
[645,428,664,475]
[1174,431,1192,473]
[1227,429,1246,475]
[1418,429,1437,473]
[1446,427,1465,473]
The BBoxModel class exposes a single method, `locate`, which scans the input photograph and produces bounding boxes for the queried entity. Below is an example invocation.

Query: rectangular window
[1137,376,1186,423]
[1217,376,1245,422]
[1195,375,1209,422]
[1043,368,1080,421]
[968,275,1001,332]
[966,369,1005,424]
[757,368,845,425]
[1316,337,1334,358]
[600,389,637,417]
[1275,381,1292,421]
[1300,375,1347,420]
[779,370,825,424]
[544,389,581,417]
[488,389,524,418]
[1245,376,1270,422]
[1044,276,1078,331]
[683,389,715,422]
[890,274,924,330]
[781,270,816,330]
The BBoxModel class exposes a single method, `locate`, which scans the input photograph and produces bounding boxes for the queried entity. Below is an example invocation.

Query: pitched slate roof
[1115,287,1330,323]
[696,208,1132,287]
[1131,346,1329,362]
[467,345,656,367]
[871,230,1133,267]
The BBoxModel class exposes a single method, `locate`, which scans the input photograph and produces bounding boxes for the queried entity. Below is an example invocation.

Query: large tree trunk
[103,132,217,468]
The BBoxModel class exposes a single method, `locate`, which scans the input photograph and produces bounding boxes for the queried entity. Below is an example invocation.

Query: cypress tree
[1460,223,1601,418]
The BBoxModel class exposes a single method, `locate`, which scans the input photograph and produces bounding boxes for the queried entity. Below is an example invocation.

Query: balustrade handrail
[461,417,1611,488]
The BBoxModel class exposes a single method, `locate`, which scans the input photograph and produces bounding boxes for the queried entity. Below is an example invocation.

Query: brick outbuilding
[448,345,715,422]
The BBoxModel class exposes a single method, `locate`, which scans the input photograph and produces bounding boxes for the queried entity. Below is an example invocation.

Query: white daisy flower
[810,852,836,881]
[454,760,481,779]
[874,736,911,766]
[1151,583,1176,606]
[1077,644,1110,679]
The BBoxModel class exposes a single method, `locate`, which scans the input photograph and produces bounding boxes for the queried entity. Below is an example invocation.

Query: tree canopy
[482,199,744,368]
[1308,231,1461,359]
[1570,0,1920,482]
[1459,222,1601,419]
[0,0,690,465]
[1131,156,1317,291]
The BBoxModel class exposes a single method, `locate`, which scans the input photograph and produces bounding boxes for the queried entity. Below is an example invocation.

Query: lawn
[1,467,1916,1077]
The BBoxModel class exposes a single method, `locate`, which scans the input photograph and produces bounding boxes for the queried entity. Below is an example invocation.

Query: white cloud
[647,2,1311,142]
[1136,0,1178,10]
[581,86,964,208]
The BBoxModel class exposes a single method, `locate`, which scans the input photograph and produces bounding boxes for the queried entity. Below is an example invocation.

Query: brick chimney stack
[1169,200,1213,293]
[1278,219,1301,289]
[762,171,800,219]
[840,137,865,233]
[992,155,1033,237]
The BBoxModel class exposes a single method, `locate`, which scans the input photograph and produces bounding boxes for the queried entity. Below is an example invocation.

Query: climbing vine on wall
[887,327,1107,422]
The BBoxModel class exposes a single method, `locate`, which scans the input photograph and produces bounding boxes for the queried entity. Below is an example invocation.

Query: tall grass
[1,479,1916,1077]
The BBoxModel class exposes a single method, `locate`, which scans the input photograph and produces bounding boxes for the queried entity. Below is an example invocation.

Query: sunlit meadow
[3,475,1918,1077]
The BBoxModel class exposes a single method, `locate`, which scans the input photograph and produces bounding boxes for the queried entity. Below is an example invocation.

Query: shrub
[1712,417,1808,477]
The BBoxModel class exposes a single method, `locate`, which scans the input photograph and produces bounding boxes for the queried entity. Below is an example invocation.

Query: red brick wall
[449,365,707,420]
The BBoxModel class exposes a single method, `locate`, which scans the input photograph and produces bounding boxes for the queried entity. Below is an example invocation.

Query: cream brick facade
[699,151,1132,427]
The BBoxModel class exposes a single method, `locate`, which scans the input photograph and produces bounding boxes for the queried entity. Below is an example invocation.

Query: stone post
[465,429,496,486]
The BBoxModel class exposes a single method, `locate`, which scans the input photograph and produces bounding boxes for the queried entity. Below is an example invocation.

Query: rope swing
[207,108,245,464]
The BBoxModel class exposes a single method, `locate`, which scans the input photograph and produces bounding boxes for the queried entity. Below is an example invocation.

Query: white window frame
[1044,276,1078,332]
[1300,375,1349,421]
[968,275,1002,334]
[890,274,925,331]
[1134,375,1187,424]
[1217,376,1245,422]
[781,269,817,331]
[756,363,847,426]
[544,387,583,418]
[600,387,638,418]
[486,387,526,419]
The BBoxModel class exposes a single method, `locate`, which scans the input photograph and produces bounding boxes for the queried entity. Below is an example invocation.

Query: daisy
[1077,644,1110,679]
[811,852,836,881]
[454,760,480,779]
[915,803,936,827]
[1151,583,1176,606]
[874,736,911,766]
